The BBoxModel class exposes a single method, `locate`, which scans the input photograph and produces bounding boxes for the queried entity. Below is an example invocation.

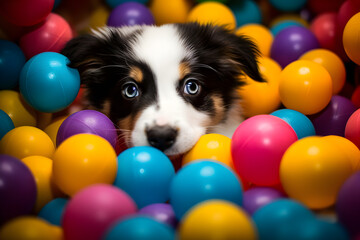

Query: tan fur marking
[209,94,226,126]
[129,66,143,83]
[179,62,191,80]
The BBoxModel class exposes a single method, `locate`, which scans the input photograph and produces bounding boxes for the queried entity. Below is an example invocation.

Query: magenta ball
[231,115,298,186]
[0,155,37,225]
[336,171,360,237]
[62,184,137,240]
[138,203,177,228]
[56,110,117,148]
[107,2,155,27]
[310,95,357,137]
[243,187,285,216]
[270,26,319,68]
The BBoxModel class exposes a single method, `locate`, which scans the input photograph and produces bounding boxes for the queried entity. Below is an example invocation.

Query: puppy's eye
[122,82,139,99]
[184,79,201,95]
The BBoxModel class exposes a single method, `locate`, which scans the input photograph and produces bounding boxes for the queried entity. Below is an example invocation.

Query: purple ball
[138,203,177,228]
[107,2,155,27]
[270,26,319,68]
[0,155,37,225]
[56,110,117,148]
[310,95,357,137]
[336,171,360,237]
[243,187,285,215]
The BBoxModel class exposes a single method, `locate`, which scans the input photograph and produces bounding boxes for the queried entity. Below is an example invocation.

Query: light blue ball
[269,0,307,12]
[228,0,262,27]
[271,109,315,139]
[271,20,304,36]
[169,160,243,220]
[253,199,315,240]
[104,216,175,240]
[0,109,15,140]
[38,198,68,226]
[0,40,26,90]
[19,52,80,113]
[114,146,175,208]
[106,0,149,8]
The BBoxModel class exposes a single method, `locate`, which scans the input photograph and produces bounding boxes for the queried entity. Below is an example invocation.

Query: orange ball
[43,116,67,146]
[279,60,332,115]
[343,12,360,65]
[149,0,193,25]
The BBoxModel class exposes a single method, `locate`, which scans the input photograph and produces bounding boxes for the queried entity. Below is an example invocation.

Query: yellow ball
[186,2,236,31]
[280,136,353,209]
[179,200,257,240]
[182,133,233,169]
[300,49,346,95]
[238,57,282,117]
[44,116,67,146]
[0,126,55,159]
[53,133,117,196]
[343,12,360,65]
[0,90,37,127]
[87,5,110,32]
[279,60,332,115]
[150,0,193,25]
[0,216,62,240]
[236,24,273,57]
[21,156,62,212]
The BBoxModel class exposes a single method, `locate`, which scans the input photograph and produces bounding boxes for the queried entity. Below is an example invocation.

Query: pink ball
[19,13,73,59]
[63,184,137,240]
[231,115,298,186]
[345,109,360,149]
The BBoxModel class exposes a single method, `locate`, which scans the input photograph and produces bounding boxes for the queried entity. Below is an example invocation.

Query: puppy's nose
[146,125,178,151]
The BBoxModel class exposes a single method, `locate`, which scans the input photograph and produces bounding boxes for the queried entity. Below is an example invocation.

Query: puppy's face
[62,23,263,156]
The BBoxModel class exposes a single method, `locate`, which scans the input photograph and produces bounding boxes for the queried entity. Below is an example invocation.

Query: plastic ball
[269,0,307,12]
[19,13,73,59]
[345,109,360,149]
[300,49,346,95]
[0,126,55,159]
[271,109,315,139]
[0,110,15,141]
[336,171,360,237]
[238,57,282,117]
[170,160,243,220]
[0,90,37,127]
[149,0,193,25]
[235,24,273,57]
[308,0,345,14]
[310,95,356,136]
[0,0,54,26]
[114,146,175,208]
[343,12,360,65]
[0,216,62,240]
[280,136,353,209]
[279,60,332,115]
[252,199,315,240]
[351,85,360,108]
[138,203,177,227]
[107,2,155,27]
[182,133,233,169]
[53,134,117,196]
[104,216,175,240]
[62,184,137,240]
[38,198,68,226]
[179,200,257,240]
[44,116,67,146]
[56,110,117,148]
[106,0,149,8]
[228,0,262,27]
[243,187,285,216]
[270,14,309,29]
[271,26,319,68]
[19,52,80,113]
[186,2,236,31]
[0,155,37,225]
[0,40,26,90]
[270,20,304,36]
[87,5,110,32]
[231,115,298,186]
[310,13,337,52]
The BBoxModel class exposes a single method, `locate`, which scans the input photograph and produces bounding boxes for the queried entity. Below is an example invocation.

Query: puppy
[61,23,264,156]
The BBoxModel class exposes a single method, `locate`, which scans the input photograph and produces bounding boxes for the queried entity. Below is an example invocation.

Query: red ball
[345,109,360,149]
[351,85,360,108]
[310,12,337,51]
[0,0,54,26]
[307,0,345,14]
[19,13,73,59]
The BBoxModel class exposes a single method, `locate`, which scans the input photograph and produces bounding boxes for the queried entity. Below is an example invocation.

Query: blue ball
[269,0,307,12]
[19,52,80,113]
[114,146,175,208]
[104,216,175,240]
[169,160,243,220]
[0,109,15,141]
[229,0,262,27]
[271,109,315,139]
[38,198,68,226]
[106,0,149,9]
[253,199,315,240]
[270,20,304,36]
[0,40,26,90]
